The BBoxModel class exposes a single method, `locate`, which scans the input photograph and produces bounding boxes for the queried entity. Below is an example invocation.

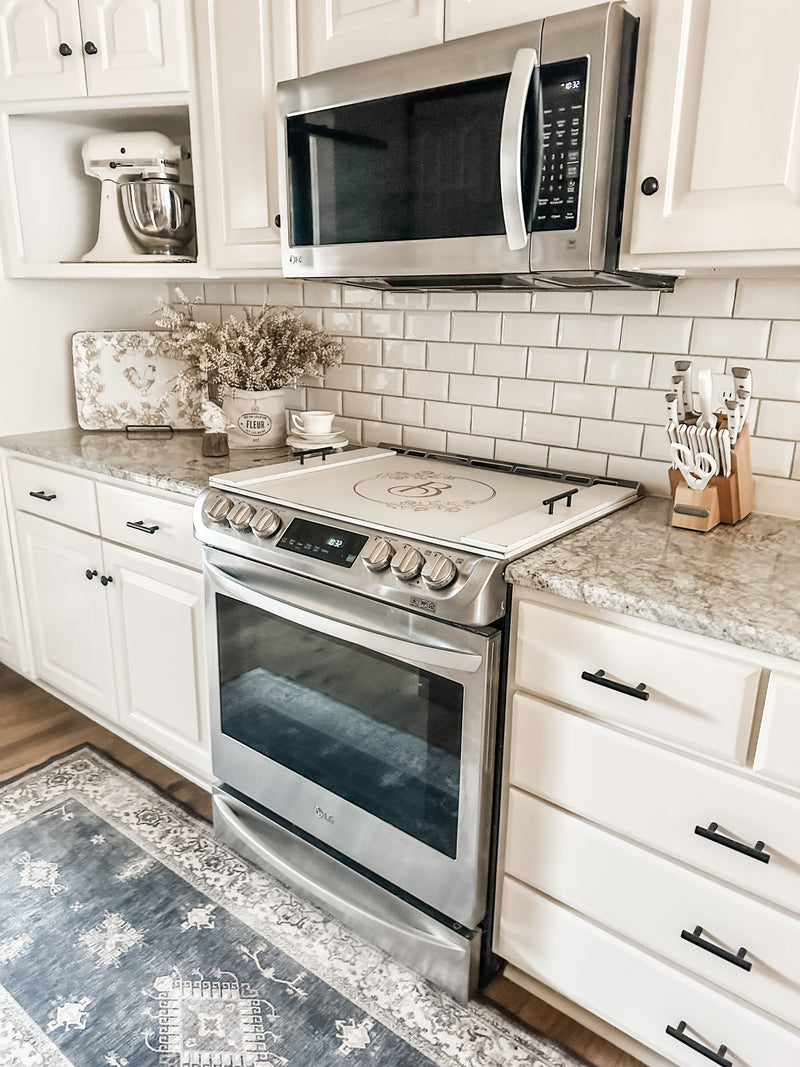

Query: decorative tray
[72,331,204,431]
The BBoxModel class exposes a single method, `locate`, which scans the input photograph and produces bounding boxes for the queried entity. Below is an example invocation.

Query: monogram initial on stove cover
[354,468,497,513]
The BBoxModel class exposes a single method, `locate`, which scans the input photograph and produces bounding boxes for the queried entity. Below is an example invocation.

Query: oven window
[216,595,463,858]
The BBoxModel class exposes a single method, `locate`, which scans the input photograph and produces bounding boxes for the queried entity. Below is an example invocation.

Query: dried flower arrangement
[153,288,345,395]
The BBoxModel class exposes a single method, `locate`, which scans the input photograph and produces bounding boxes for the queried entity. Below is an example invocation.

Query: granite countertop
[507,494,800,663]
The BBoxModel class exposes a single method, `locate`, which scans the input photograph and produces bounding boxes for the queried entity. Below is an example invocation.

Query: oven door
[204,547,500,929]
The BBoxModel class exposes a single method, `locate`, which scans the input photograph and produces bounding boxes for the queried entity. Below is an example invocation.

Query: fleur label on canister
[221,387,287,448]
[238,409,272,437]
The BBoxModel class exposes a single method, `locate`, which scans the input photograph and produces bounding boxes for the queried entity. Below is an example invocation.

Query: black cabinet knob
[100,574,113,586]
[274,214,281,229]
[640,176,660,196]
[59,42,72,56]
[85,569,98,581]
[84,40,98,55]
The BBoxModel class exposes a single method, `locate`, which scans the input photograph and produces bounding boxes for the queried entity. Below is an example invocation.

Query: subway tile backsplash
[173,277,800,518]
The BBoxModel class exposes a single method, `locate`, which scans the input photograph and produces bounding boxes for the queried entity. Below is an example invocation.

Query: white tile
[428,342,475,374]
[322,308,361,335]
[614,388,671,425]
[220,304,248,322]
[724,358,800,401]
[477,291,532,312]
[405,311,452,342]
[445,432,495,459]
[641,424,672,463]
[607,455,671,497]
[748,436,795,477]
[304,282,342,307]
[383,395,425,425]
[474,344,526,377]
[756,400,800,440]
[323,363,362,390]
[404,369,449,401]
[768,321,800,361]
[449,374,499,406]
[451,312,502,344]
[591,290,660,315]
[267,280,304,305]
[428,291,477,311]
[362,310,405,337]
[690,317,770,359]
[651,352,727,389]
[362,420,403,446]
[531,291,591,313]
[528,347,586,382]
[621,315,691,353]
[301,307,323,330]
[734,278,800,320]
[335,416,362,441]
[204,282,236,304]
[234,283,268,305]
[548,447,608,477]
[403,426,448,451]
[553,382,615,419]
[494,439,549,466]
[424,401,472,433]
[502,312,559,346]
[658,278,736,318]
[586,350,652,387]
[192,303,221,324]
[498,378,553,412]
[282,387,305,410]
[793,447,800,479]
[383,291,428,309]
[579,418,643,456]
[342,391,382,421]
[559,314,622,350]
[343,337,382,365]
[383,340,427,369]
[522,412,580,448]
[472,406,522,439]
[168,282,203,302]
[751,475,800,519]
[305,386,342,412]
[341,285,383,308]
[363,366,404,393]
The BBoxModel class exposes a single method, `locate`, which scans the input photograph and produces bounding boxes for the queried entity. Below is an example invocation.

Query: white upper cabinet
[0,0,189,101]
[296,0,444,75]
[624,0,800,268]
[445,0,599,39]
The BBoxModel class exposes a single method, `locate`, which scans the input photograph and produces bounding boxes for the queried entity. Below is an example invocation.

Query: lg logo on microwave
[289,254,303,264]
[315,806,335,824]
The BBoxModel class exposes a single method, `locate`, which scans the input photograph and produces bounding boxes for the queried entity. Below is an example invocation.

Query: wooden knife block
[668,423,754,532]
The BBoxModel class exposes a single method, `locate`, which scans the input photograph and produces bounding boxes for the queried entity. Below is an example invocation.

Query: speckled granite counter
[0,428,292,497]
[506,494,800,663]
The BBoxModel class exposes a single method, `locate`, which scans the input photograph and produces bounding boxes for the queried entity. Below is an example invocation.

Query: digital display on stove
[276,517,368,568]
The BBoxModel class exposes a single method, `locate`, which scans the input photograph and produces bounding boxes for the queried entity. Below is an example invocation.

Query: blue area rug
[0,747,582,1067]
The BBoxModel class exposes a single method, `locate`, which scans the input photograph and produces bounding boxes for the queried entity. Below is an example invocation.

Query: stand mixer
[81,131,196,262]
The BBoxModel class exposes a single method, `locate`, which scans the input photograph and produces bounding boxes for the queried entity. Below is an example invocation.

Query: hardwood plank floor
[0,662,644,1067]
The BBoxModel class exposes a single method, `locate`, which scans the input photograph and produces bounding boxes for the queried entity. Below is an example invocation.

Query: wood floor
[0,662,644,1067]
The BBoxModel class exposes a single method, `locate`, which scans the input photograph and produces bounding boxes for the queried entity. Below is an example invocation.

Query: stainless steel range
[194,446,640,1002]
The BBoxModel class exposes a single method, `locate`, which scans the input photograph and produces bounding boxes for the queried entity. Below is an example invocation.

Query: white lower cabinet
[0,457,28,673]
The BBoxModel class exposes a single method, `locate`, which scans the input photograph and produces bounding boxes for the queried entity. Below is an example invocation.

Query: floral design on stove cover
[354,469,496,513]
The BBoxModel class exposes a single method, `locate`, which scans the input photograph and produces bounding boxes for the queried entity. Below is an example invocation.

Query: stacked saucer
[286,427,349,451]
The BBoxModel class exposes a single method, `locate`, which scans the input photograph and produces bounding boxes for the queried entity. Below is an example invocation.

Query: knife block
[668,423,754,531]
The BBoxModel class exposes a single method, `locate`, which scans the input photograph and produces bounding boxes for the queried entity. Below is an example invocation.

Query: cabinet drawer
[510,693,800,914]
[504,787,800,1027]
[97,483,200,570]
[754,672,800,790]
[514,598,759,762]
[8,456,98,534]
[496,879,800,1067]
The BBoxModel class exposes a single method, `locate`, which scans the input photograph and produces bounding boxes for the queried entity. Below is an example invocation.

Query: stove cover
[211,448,639,558]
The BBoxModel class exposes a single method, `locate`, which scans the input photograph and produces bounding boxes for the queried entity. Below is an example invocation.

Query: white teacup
[291,410,336,435]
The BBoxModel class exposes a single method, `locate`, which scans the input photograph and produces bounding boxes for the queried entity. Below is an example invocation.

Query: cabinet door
[15,512,117,719]
[0,0,87,100]
[104,542,210,778]
[444,0,597,40]
[297,0,443,75]
[0,467,28,673]
[78,0,189,96]
[627,0,800,262]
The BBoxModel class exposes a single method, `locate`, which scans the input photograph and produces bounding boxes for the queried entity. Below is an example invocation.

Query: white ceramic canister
[219,386,287,448]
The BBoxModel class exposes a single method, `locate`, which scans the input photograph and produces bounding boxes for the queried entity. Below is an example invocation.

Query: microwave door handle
[500,47,538,251]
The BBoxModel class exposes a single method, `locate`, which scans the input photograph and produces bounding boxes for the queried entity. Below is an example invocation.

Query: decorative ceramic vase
[219,386,287,448]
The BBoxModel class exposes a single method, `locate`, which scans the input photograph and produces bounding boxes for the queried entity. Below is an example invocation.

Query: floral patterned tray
[72,331,204,431]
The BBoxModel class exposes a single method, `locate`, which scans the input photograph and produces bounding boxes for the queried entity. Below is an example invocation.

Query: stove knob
[362,537,394,572]
[391,544,424,581]
[228,501,256,531]
[421,552,458,590]
[251,507,282,538]
[203,492,233,523]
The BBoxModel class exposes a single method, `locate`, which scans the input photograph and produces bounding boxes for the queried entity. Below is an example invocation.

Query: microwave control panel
[534,57,588,231]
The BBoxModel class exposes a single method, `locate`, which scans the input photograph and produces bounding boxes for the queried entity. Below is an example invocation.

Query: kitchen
[1,1,800,1066]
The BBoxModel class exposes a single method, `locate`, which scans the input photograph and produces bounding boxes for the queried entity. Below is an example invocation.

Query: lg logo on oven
[314,806,335,824]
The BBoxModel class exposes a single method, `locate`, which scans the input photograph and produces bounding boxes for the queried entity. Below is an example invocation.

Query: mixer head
[81,131,183,184]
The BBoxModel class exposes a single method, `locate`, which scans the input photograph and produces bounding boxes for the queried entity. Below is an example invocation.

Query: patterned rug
[0,747,587,1067]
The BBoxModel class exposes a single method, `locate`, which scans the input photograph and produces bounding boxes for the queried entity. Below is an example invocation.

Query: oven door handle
[206,561,484,674]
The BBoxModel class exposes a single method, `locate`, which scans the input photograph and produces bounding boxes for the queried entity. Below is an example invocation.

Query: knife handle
[580,669,650,701]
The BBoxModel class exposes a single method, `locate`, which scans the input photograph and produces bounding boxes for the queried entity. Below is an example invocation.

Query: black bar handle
[694,822,770,863]
[580,668,650,701]
[680,926,752,971]
[126,520,159,535]
[542,487,578,515]
[666,1021,732,1066]
[29,490,56,502]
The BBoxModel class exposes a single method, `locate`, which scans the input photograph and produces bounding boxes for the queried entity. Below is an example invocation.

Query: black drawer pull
[542,488,578,515]
[694,822,770,863]
[29,490,56,502]
[681,926,752,971]
[126,520,160,535]
[580,668,650,701]
[666,1021,731,1066]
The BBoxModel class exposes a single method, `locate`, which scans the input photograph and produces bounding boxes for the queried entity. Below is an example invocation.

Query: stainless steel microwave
[276,3,672,292]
